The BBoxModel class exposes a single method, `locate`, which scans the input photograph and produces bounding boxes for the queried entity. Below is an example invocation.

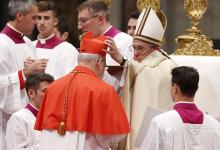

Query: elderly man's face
[132,40,155,62]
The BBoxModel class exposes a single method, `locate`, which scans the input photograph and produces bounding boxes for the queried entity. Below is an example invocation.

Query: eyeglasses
[129,45,154,53]
[78,15,99,24]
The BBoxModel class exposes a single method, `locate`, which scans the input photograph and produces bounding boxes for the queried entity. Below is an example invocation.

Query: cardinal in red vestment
[34,32,130,150]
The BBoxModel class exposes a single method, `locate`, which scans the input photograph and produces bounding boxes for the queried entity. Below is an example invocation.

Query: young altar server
[139,66,220,150]
[6,73,54,150]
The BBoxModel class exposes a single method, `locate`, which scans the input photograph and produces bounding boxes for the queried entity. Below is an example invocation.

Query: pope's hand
[103,37,123,64]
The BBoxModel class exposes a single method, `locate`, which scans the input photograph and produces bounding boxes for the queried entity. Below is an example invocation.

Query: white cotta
[139,110,220,150]
[0,33,36,150]
[6,108,40,150]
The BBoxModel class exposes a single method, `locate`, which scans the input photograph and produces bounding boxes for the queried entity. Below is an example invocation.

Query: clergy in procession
[0,0,49,149]
[6,73,54,150]
[33,1,79,79]
[106,6,177,150]
[140,66,220,150]
[34,32,130,150]
[77,0,133,91]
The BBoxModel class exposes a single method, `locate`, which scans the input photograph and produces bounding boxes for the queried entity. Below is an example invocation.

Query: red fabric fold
[18,70,25,90]
[35,66,130,135]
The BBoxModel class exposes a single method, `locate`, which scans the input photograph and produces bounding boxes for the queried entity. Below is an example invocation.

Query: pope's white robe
[0,24,36,150]
[122,50,177,150]
[6,105,40,150]
[33,34,78,79]
[140,110,220,150]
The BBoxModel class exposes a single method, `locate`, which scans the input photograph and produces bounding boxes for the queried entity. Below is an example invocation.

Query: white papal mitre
[134,6,167,46]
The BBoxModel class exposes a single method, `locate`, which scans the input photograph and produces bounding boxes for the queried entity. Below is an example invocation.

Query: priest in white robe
[140,66,220,150]
[33,1,78,80]
[77,0,133,91]
[6,73,54,150]
[0,1,48,149]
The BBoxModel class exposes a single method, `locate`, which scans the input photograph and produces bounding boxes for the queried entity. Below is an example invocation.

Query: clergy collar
[175,101,195,104]
[103,25,112,35]
[36,34,63,49]
[173,102,204,124]
[73,66,96,77]
[1,23,25,44]
[25,103,39,117]
[173,102,197,109]
[103,25,121,38]
[37,34,55,44]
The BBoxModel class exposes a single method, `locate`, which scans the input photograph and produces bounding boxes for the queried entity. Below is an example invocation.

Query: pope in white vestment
[110,7,177,150]
[0,24,36,150]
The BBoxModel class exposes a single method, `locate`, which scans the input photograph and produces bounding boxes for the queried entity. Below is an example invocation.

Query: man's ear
[172,83,179,95]
[98,15,105,25]
[54,17,59,26]
[27,89,34,98]
[61,32,69,41]
[97,57,102,68]
[16,11,24,22]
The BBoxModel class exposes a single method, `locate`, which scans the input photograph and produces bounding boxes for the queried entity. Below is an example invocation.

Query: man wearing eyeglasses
[106,7,177,150]
[77,0,133,91]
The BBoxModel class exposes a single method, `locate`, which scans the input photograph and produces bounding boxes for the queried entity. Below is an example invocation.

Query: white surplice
[33,34,78,79]
[6,107,40,150]
[0,25,36,150]
[39,130,125,150]
[140,110,220,150]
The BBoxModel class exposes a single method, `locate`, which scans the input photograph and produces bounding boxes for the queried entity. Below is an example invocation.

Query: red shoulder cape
[35,66,130,135]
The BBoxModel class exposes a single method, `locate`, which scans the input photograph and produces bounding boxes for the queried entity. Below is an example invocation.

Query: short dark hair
[55,15,69,35]
[171,66,199,97]
[129,11,140,19]
[37,1,58,17]
[25,72,54,94]
[77,0,110,21]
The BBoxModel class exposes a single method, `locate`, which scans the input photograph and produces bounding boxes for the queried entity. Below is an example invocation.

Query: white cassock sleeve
[139,121,162,150]
[6,114,38,150]
[0,71,25,114]
[0,42,26,114]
